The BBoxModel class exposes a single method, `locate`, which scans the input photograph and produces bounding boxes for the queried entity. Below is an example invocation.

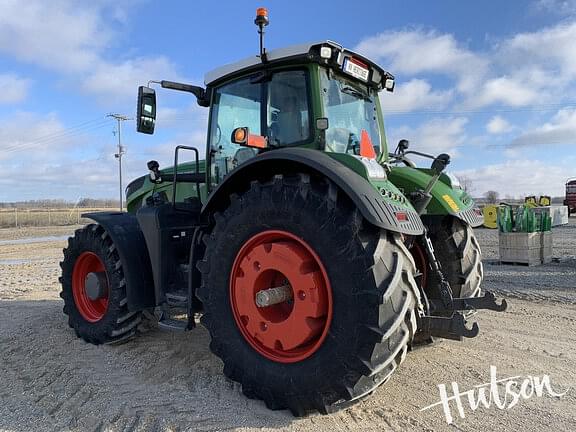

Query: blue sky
[1,0,575,202]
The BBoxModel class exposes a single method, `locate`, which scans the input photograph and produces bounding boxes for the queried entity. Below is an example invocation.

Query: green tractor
[59,9,506,416]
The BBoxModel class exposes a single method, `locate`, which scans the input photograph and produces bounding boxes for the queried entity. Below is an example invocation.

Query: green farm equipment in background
[498,204,551,233]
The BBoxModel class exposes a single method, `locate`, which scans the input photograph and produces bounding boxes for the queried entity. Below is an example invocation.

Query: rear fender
[388,166,484,227]
[201,148,424,235]
[81,212,156,311]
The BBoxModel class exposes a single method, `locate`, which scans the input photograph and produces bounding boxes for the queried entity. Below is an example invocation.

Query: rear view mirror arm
[160,80,209,106]
[147,80,210,106]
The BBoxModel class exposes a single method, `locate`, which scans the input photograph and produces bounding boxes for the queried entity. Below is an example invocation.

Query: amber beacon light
[255,7,269,25]
[255,7,269,61]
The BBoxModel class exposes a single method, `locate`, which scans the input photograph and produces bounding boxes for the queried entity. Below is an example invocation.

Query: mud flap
[82,212,156,311]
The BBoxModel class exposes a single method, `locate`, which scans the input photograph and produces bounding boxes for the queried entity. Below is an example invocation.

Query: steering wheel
[325,128,352,153]
[232,148,257,167]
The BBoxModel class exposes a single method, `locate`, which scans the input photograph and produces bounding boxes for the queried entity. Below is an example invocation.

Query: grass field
[0,208,117,228]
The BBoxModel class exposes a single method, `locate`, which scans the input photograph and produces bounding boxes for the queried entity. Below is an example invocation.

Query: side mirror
[397,139,409,153]
[431,153,450,175]
[137,86,156,134]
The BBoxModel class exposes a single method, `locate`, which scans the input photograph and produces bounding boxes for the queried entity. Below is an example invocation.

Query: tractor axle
[255,284,293,307]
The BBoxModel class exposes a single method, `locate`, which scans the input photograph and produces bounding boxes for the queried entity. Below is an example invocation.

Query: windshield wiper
[341,86,372,102]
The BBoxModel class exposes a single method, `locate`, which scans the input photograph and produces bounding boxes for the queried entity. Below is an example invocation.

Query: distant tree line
[0,198,120,209]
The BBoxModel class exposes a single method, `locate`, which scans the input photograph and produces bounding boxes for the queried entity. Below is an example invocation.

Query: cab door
[207,69,312,189]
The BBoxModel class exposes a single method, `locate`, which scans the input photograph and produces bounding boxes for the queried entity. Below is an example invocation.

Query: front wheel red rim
[72,251,109,322]
[230,230,333,363]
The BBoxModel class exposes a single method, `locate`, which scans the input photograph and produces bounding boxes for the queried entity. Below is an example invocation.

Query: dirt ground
[1,223,575,432]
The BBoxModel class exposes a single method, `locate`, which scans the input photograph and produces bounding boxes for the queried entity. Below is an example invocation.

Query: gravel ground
[0,221,575,432]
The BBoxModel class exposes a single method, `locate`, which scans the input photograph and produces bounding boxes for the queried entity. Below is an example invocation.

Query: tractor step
[157,317,189,332]
[165,291,188,307]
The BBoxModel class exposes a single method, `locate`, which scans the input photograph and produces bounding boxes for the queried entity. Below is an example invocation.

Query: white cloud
[0,1,201,201]
[0,134,208,201]
[532,0,576,17]
[0,104,210,201]
[473,76,540,107]
[0,0,180,103]
[82,57,181,103]
[356,29,486,79]
[0,154,132,200]
[0,0,108,73]
[355,29,489,100]
[155,102,209,128]
[387,117,468,154]
[454,159,574,196]
[0,73,31,104]
[498,22,576,83]
[356,21,576,110]
[0,112,71,160]
[380,79,452,112]
[509,107,576,146]
[486,116,513,134]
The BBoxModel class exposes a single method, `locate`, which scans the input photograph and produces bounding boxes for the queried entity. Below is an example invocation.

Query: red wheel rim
[411,243,428,289]
[72,252,109,322]
[230,230,333,363]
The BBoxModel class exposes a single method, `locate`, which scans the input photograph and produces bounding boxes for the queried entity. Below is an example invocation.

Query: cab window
[208,69,311,186]
[267,70,311,146]
[320,70,381,156]
[209,77,261,184]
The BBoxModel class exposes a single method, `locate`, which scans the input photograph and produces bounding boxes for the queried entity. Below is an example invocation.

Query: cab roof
[204,40,393,89]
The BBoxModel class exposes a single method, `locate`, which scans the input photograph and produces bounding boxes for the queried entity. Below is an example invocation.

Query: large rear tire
[197,174,419,416]
[59,224,142,345]
[424,216,483,300]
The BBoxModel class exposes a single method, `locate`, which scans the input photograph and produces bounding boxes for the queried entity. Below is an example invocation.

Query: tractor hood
[388,166,484,227]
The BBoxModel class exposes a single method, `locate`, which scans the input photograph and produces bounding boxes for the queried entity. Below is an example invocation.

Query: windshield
[320,70,381,156]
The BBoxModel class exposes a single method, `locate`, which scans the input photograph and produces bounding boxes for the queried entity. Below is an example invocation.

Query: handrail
[173,145,201,208]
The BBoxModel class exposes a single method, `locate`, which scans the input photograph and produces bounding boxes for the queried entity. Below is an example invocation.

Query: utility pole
[107,114,131,211]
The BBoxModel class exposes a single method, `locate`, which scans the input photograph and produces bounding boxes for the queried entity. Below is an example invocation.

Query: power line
[2,118,108,149]
[107,114,132,212]
[0,117,112,155]
[2,123,111,155]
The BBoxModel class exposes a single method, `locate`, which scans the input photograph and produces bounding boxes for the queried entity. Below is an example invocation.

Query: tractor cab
[135,37,396,197]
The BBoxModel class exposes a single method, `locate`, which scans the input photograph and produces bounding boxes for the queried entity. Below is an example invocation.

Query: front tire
[424,216,483,300]
[59,224,142,345]
[197,174,419,415]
